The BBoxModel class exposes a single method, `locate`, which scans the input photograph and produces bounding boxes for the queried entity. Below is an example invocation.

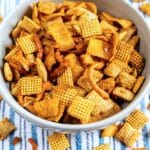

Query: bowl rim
[0,0,150,131]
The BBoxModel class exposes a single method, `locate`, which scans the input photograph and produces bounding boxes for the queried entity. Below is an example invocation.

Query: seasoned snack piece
[79,18,102,38]
[133,76,145,93]
[115,41,133,63]
[74,86,86,96]
[20,16,40,33]
[47,19,75,51]
[122,26,137,42]
[11,80,21,97]
[57,67,74,87]
[77,69,103,92]
[101,124,118,137]
[87,39,109,60]
[51,86,78,106]
[48,133,70,150]
[130,50,144,72]
[86,90,114,116]
[67,96,95,123]
[0,118,16,140]
[20,76,42,95]
[99,78,115,93]
[113,87,134,101]
[140,3,150,16]
[126,109,149,129]
[117,72,136,90]
[128,36,139,48]
[116,122,140,147]
[92,144,111,150]
[34,98,59,118]
[123,64,133,74]
[17,35,37,54]
[4,62,13,81]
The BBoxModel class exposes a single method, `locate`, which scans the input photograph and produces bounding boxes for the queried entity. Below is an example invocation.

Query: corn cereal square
[133,76,145,93]
[92,144,111,150]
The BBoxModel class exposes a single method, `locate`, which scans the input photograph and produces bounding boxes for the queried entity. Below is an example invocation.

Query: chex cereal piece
[116,122,140,147]
[126,109,149,129]
[122,26,137,42]
[51,86,78,106]
[102,124,118,137]
[67,96,95,123]
[86,90,114,115]
[133,76,145,93]
[20,16,40,33]
[20,76,42,95]
[0,118,16,140]
[140,3,150,16]
[57,67,74,87]
[99,78,115,93]
[17,35,37,54]
[48,133,70,150]
[115,41,133,63]
[123,64,133,74]
[79,18,102,38]
[129,50,144,72]
[113,87,134,101]
[128,36,139,48]
[117,71,136,90]
[34,98,59,118]
[92,144,111,150]
[77,69,103,92]
[11,80,21,97]
[87,39,108,60]
[74,86,86,96]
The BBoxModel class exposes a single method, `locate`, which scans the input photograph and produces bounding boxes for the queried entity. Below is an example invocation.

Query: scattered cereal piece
[140,3,150,16]
[126,109,149,129]
[0,118,16,140]
[28,138,37,150]
[133,76,145,93]
[133,0,145,2]
[92,144,111,150]
[116,122,140,147]
[67,96,95,123]
[101,124,118,137]
[48,133,70,150]
[0,16,3,22]
[113,87,135,101]
[132,148,147,150]
[20,76,42,95]
[12,136,21,145]
[0,95,3,102]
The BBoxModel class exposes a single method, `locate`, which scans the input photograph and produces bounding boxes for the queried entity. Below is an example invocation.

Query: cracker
[128,36,139,48]
[0,118,16,140]
[20,76,42,95]
[51,86,78,106]
[79,18,102,38]
[77,69,103,92]
[126,109,149,129]
[117,71,136,90]
[48,133,70,150]
[34,98,59,118]
[67,96,95,123]
[17,35,37,54]
[92,144,111,150]
[115,41,133,63]
[57,67,74,87]
[20,16,40,33]
[113,87,134,101]
[140,3,150,16]
[102,124,118,137]
[116,122,140,147]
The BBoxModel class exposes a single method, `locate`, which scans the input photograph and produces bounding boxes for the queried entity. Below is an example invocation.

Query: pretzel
[67,96,95,123]
[113,87,134,101]
[20,16,40,33]
[48,133,70,150]
[92,144,111,150]
[133,76,145,93]
[0,118,16,140]
[126,109,148,129]
[116,122,140,147]
[17,35,37,54]
[28,138,37,150]
[117,71,136,90]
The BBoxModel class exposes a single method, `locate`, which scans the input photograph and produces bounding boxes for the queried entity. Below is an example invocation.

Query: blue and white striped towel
[0,0,150,150]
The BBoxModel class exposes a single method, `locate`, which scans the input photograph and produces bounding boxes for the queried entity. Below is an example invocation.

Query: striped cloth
[0,0,150,150]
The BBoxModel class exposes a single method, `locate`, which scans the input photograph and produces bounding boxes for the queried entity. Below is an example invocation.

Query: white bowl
[0,0,150,132]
